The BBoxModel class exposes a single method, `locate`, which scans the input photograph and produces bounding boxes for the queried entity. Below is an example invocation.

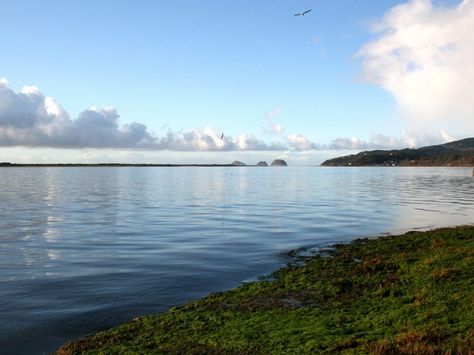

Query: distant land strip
[0,163,254,168]
[321,137,474,167]
[0,159,288,168]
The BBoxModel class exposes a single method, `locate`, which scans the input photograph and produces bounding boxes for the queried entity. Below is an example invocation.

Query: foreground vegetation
[58,226,474,354]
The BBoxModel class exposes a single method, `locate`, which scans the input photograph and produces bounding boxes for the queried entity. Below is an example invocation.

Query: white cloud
[329,137,368,150]
[20,85,41,95]
[0,80,288,151]
[266,107,285,135]
[154,128,285,151]
[0,80,156,148]
[268,107,282,118]
[0,79,461,154]
[358,0,474,130]
[287,134,319,151]
[330,130,455,150]
[272,123,284,134]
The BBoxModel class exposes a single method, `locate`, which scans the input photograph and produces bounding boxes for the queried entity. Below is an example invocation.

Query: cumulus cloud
[271,123,284,135]
[0,80,156,148]
[358,0,474,128]
[154,128,285,151]
[329,130,454,150]
[0,80,287,151]
[287,134,320,151]
[0,79,459,153]
[329,137,368,150]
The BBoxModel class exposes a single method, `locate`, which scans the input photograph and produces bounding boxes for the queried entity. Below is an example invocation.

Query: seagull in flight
[294,9,312,16]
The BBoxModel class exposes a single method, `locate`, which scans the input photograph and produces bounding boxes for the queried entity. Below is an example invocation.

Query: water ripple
[0,167,473,354]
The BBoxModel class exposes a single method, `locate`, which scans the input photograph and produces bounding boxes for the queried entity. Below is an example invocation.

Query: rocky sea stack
[256,161,268,167]
[231,161,247,166]
[271,159,287,166]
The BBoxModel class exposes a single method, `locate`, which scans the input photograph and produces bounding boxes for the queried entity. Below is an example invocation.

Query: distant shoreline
[321,137,474,167]
[1,163,473,168]
[0,161,292,167]
[0,163,266,168]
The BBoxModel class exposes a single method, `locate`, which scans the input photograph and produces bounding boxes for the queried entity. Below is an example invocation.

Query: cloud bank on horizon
[359,0,474,129]
[0,78,453,152]
[0,79,286,151]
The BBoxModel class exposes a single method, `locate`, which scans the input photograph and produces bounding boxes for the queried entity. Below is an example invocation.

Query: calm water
[0,167,473,354]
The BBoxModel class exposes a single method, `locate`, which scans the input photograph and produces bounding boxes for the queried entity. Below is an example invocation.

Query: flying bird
[294,9,312,16]
[221,133,224,140]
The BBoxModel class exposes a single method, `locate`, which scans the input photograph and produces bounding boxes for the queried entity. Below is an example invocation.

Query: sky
[0,0,473,165]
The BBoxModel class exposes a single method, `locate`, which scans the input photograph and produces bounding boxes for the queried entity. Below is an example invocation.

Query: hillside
[321,138,474,167]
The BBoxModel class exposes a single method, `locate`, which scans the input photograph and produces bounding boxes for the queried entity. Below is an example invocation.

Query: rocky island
[231,161,247,166]
[271,159,288,166]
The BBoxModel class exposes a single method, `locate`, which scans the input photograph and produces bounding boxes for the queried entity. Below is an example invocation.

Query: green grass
[57,226,474,354]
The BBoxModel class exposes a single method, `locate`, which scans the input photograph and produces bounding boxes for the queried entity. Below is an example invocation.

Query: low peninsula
[321,137,474,167]
[58,226,474,354]
[0,160,287,168]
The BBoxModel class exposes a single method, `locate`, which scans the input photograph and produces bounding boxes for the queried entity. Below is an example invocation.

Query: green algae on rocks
[57,226,474,354]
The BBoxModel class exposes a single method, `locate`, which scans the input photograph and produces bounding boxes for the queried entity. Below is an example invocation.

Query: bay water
[0,167,473,354]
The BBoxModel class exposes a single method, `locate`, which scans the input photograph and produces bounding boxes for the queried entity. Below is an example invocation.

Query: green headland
[58,226,474,354]
[321,137,474,167]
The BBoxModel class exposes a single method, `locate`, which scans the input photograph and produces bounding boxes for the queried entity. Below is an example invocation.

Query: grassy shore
[58,226,474,354]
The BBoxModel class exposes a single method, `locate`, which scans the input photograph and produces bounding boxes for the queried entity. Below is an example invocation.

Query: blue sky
[0,0,472,164]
